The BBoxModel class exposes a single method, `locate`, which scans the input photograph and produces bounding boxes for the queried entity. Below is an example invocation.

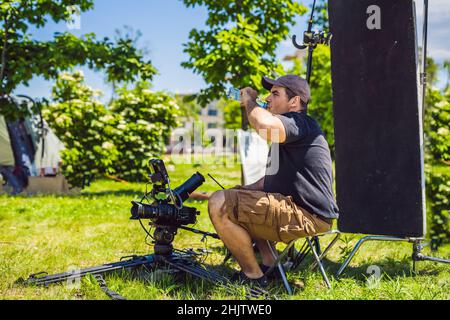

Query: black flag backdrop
[328,0,425,237]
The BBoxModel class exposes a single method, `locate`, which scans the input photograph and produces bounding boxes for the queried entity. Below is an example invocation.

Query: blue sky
[15,0,450,101]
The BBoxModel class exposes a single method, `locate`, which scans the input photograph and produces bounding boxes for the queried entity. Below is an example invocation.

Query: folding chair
[263,230,341,295]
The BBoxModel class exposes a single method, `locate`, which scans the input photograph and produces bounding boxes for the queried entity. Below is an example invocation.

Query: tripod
[22,225,268,299]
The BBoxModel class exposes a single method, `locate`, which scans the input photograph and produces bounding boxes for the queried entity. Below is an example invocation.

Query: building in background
[167,99,227,154]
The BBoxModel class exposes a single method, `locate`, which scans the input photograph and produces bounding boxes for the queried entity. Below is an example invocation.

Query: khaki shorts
[223,187,332,243]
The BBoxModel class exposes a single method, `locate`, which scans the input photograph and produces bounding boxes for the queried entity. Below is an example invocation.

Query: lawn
[0,155,449,300]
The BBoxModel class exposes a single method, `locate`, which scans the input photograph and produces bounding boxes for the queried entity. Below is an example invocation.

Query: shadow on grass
[209,243,445,289]
[15,257,246,300]
[286,253,445,284]
[0,189,143,199]
[88,259,249,299]
[80,189,143,198]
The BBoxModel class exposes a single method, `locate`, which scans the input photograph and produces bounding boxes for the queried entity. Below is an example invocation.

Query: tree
[284,0,334,154]
[44,71,180,187]
[0,0,156,115]
[285,44,335,155]
[424,83,450,248]
[216,98,241,130]
[443,60,450,90]
[424,84,450,165]
[310,0,328,31]
[173,93,202,121]
[181,0,307,106]
[425,56,439,87]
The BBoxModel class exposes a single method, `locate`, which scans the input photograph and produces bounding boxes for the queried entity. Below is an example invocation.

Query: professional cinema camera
[130,159,207,255]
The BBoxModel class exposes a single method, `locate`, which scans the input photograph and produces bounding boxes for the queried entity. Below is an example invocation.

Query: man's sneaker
[230,271,269,289]
[259,264,282,280]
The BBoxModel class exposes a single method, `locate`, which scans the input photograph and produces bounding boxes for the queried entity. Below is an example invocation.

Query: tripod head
[292,30,332,50]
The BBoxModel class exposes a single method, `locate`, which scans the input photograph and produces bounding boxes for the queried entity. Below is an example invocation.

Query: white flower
[137,119,150,126]
[437,127,448,136]
[102,142,115,150]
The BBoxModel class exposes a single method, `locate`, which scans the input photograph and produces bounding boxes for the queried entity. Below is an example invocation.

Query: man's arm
[240,88,286,143]
[243,176,265,191]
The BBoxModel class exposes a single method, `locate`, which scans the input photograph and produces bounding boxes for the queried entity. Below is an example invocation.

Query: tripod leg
[22,255,156,286]
[336,236,408,278]
[165,254,229,284]
[412,239,450,272]
[222,249,233,265]
[164,254,269,299]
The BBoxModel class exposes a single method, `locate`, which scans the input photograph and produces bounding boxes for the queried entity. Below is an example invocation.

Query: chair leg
[265,240,296,295]
[306,237,332,289]
[263,234,336,293]
[313,236,322,255]
[291,240,311,270]
[310,232,341,271]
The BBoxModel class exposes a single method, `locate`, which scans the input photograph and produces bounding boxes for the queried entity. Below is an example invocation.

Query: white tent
[1,115,71,194]
[33,121,65,175]
[0,115,14,166]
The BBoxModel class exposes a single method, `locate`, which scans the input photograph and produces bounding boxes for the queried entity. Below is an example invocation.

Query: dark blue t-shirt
[263,111,339,220]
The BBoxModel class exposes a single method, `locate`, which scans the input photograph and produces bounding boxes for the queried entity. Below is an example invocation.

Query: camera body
[130,159,205,228]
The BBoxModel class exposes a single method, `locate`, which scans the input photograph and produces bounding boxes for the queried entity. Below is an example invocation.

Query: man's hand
[240,87,258,108]
[240,86,286,143]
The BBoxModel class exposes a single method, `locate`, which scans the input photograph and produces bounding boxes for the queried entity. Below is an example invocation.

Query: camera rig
[130,159,210,255]
[20,158,268,299]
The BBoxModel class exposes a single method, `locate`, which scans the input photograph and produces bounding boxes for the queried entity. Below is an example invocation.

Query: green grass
[0,155,449,300]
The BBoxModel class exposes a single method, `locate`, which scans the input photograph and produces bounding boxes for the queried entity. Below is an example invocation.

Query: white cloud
[173,88,198,95]
[428,48,450,60]
[415,0,450,23]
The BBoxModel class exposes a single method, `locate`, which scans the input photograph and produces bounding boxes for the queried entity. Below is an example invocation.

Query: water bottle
[227,87,268,109]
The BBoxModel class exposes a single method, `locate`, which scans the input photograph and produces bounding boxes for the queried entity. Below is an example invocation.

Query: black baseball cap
[261,75,310,103]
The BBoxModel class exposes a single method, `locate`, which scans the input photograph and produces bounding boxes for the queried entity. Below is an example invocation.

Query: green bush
[44,71,179,187]
[43,71,119,188]
[110,82,179,181]
[424,87,450,249]
[425,167,450,249]
[424,87,450,164]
